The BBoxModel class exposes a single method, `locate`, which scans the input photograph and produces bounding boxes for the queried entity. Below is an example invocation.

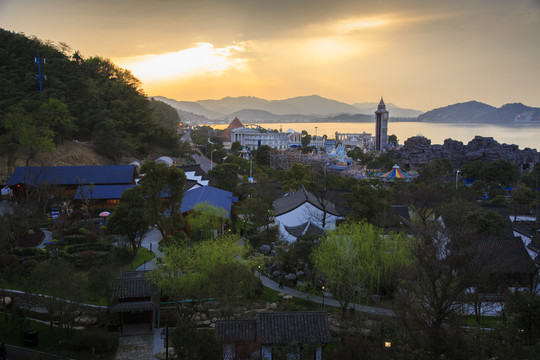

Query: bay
[212,121,540,151]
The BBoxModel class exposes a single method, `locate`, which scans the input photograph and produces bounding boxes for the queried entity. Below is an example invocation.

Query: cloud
[113,43,248,83]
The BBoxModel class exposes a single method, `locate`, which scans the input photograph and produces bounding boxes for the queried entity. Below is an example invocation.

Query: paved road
[135,228,164,271]
[257,272,396,317]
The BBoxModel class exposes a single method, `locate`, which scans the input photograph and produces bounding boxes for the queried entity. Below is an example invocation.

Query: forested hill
[0,29,182,168]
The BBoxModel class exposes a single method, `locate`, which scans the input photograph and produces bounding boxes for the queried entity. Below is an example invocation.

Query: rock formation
[394,135,539,171]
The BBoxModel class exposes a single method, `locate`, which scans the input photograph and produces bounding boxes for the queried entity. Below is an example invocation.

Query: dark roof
[73,184,133,200]
[7,165,136,186]
[257,312,332,345]
[112,277,160,299]
[111,301,158,313]
[215,320,256,343]
[181,185,235,219]
[273,186,339,217]
[392,205,411,223]
[474,236,538,275]
[215,312,332,345]
[284,221,325,238]
[178,164,209,180]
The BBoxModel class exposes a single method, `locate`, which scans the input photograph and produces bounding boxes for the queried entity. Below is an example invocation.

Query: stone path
[115,334,155,360]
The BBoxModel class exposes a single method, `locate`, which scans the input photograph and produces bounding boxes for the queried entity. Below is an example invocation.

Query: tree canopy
[0,29,182,165]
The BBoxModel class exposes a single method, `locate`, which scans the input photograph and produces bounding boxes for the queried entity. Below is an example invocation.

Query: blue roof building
[181,186,236,219]
[7,165,136,186]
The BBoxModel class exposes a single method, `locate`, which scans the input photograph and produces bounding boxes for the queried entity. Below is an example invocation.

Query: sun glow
[114,43,247,83]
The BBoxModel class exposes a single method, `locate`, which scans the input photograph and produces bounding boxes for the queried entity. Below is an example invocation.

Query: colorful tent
[380,164,410,181]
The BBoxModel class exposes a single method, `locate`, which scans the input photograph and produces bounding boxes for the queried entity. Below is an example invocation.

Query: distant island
[155,95,540,126]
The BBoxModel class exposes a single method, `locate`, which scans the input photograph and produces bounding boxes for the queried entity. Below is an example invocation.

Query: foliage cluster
[0,29,182,165]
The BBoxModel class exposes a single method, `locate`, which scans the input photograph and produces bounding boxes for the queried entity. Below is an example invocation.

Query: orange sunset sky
[1,0,539,111]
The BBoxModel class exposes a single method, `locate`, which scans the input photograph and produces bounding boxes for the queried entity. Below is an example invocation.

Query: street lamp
[210,149,217,170]
[321,285,325,309]
[456,169,460,190]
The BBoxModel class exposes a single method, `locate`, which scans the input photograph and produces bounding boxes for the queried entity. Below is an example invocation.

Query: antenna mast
[35,48,46,93]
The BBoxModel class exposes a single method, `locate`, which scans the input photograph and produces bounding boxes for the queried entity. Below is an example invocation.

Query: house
[180,185,238,236]
[111,271,160,335]
[473,236,538,291]
[215,312,333,360]
[7,165,136,202]
[73,184,134,209]
[273,186,342,242]
[178,164,210,191]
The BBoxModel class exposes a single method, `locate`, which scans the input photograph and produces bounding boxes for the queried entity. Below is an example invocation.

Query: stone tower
[375,97,389,151]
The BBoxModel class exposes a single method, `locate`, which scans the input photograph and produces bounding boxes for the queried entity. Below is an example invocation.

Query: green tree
[27,259,87,345]
[282,163,315,192]
[388,134,398,146]
[345,180,394,228]
[230,141,243,156]
[510,185,534,221]
[312,221,409,317]
[185,202,229,242]
[395,223,481,358]
[40,98,76,146]
[253,144,271,166]
[4,108,55,165]
[151,235,258,320]
[139,161,186,237]
[107,186,150,258]
[208,163,239,193]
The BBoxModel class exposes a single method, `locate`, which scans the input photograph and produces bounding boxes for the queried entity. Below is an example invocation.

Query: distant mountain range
[153,95,540,126]
[418,101,540,124]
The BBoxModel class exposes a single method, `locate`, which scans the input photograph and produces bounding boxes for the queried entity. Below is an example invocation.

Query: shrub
[65,243,112,254]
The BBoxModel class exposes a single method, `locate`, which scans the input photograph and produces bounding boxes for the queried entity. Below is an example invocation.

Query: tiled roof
[73,184,133,200]
[474,236,537,274]
[257,312,332,345]
[112,277,160,299]
[215,312,332,346]
[111,301,158,313]
[284,221,325,238]
[215,319,256,343]
[273,186,339,217]
[7,165,135,186]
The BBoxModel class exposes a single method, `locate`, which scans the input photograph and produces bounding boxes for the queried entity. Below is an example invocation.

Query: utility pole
[35,49,46,93]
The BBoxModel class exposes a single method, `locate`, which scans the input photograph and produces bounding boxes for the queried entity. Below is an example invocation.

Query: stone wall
[394,135,539,171]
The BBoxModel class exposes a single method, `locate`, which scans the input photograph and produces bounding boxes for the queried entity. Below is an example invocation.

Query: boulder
[1,297,12,306]
[260,245,271,255]
[285,273,297,282]
[363,319,380,331]
[283,295,293,300]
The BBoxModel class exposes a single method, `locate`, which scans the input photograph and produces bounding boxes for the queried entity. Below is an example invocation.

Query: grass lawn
[0,314,118,359]
[121,247,155,271]
[462,314,501,328]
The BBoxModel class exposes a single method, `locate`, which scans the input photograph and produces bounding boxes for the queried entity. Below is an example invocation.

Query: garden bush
[65,243,112,254]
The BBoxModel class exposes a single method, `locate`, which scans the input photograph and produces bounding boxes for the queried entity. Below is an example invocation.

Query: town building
[273,186,342,242]
[230,125,301,150]
[375,97,389,151]
[215,312,332,360]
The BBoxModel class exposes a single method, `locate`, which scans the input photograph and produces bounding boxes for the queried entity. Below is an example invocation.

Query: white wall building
[273,186,342,242]
[231,127,301,150]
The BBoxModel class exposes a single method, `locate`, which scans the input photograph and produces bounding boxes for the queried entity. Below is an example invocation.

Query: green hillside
[0,29,182,167]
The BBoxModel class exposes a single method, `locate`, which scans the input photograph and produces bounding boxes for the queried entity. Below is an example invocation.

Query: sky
[1,0,539,111]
